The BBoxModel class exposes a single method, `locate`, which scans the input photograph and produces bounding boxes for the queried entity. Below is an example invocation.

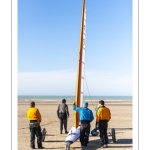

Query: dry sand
[18,100,132,150]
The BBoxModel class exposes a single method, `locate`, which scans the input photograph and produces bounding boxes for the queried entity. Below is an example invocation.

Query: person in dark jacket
[72,101,94,148]
[57,99,69,134]
[26,101,44,149]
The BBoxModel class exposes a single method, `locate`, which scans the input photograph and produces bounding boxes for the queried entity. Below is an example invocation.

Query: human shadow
[44,140,66,142]
[72,138,132,150]
[43,130,132,149]
[41,148,65,149]
[116,138,132,144]
[108,128,132,130]
[43,138,132,150]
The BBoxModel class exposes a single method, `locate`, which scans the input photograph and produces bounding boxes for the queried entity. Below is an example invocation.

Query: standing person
[96,100,111,148]
[57,99,69,134]
[94,101,101,128]
[95,101,101,112]
[72,101,94,148]
[26,101,44,149]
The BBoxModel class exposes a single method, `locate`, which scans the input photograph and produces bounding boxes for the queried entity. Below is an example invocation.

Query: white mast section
[80,3,86,107]
[65,1,87,148]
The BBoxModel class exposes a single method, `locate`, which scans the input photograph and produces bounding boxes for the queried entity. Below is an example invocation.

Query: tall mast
[74,0,86,128]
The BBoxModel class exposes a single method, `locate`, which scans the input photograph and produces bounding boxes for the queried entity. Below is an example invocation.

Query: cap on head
[83,101,88,107]
[62,99,66,103]
[30,101,35,107]
[99,100,104,106]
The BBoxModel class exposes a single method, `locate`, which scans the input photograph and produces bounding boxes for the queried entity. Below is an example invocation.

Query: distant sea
[18,95,132,101]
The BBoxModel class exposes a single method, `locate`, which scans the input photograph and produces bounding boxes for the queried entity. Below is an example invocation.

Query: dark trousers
[29,123,42,148]
[59,118,67,132]
[99,120,108,145]
[80,123,90,146]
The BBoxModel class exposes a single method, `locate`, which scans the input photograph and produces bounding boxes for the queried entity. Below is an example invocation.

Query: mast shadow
[115,138,132,144]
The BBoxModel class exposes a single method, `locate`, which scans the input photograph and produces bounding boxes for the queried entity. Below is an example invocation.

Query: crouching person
[27,101,44,149]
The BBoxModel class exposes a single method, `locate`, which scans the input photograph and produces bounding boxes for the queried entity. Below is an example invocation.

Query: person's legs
[63,119,68,133]
[35,125,44,148]
[99,120,108,147]
[80,124,85,146]
[59,118,63,133]
[103,127,108,144]
[99,122,105,146]
[84,124,90,147]
[30,127,35,148]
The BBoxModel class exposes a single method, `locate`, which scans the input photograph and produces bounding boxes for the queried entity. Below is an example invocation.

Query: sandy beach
[18,100,132,150]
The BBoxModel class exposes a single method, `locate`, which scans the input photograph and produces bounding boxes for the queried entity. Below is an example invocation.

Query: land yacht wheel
[41,128,46,142]
[111,128,116,143]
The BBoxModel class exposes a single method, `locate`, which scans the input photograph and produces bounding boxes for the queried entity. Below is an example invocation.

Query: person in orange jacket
[27,101,44,149]
[96,100,111,148]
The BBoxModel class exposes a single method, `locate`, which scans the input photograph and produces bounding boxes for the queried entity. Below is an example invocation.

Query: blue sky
[18,0,132,96]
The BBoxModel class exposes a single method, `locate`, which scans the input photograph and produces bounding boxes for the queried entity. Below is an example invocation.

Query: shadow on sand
[43,138,132,150]
[43,128,132,150]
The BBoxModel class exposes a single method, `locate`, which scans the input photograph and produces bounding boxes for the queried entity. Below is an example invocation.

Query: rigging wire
[84,71,99,126]
[84,71,96,110]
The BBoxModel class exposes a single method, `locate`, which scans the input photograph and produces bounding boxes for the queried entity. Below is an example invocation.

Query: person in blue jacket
[72,101,94,148]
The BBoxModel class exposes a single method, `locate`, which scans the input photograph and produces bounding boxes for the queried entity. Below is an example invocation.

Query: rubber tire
[41,128,46,142]
[111,128,116,143]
